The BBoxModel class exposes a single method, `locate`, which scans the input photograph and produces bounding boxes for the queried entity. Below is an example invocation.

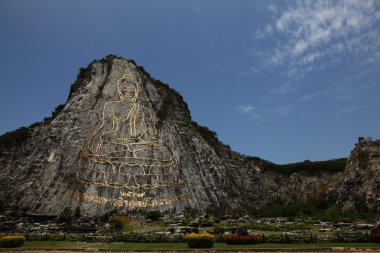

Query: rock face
[0,56,379,215]
[334,138,380,212]
[0,56,228,215]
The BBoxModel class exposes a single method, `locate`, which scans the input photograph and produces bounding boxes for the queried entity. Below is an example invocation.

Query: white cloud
[300,92,325,101]
[235,105,255,114]
[250,66,260,74]
[255,23,274,40]
[250,0,380,88]
[268,4,278,14]
[264,24,273,35]
[271,83,293,95]
[292,40,308,56]
[339,105,367,113]
[270,105,293,118]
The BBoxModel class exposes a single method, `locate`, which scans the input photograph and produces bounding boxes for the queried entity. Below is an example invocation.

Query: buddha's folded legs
[76,153,181,189]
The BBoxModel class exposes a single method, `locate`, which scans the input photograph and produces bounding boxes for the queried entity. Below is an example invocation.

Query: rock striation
[0,55,379,215]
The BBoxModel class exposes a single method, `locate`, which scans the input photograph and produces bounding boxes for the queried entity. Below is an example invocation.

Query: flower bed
[186,233,214,248]
[224,235,258,245]
[0,235,25,248]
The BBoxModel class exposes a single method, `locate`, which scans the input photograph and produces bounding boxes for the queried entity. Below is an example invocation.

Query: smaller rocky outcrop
[335,138,380,212]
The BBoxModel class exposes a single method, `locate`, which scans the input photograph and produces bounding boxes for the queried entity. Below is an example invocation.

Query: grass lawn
[22,241,380,250]
[115,215,166,233]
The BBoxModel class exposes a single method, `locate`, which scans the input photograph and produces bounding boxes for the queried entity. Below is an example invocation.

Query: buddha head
[117,69,139,103]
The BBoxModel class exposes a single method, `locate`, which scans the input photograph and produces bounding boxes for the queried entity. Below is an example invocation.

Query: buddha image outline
[76,67,183,190]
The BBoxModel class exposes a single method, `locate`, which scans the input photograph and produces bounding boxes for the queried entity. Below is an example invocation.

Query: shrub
[0,235,25,248]
[262,158,347,176]
[201,218,214,227]
[191,121,222,156]
[189,221,200,227]
[236,225,248,236]
[371,224,380,243]
[74,206,81,218]
[0,127,31,149]
[57,207,72,226]
[213,226,226,234]
[224,235,258,245]
[51,104,65,119]
[99,209,118,223]
[191,227,200,233]
[186,233,214,248]
[214,218,221,224]
[145,210,162,221]
[371,232,380,243]
[248,222,312,231]
[109,218,123,231]
[183,206,199,218]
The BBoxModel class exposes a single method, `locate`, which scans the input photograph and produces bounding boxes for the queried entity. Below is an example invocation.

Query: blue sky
[0,0,379,164]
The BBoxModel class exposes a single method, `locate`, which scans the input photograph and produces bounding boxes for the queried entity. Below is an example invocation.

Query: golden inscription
[120,191,145,198]
[59,187,189,208]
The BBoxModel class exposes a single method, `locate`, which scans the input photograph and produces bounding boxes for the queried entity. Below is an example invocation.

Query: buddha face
[117,80,137,102]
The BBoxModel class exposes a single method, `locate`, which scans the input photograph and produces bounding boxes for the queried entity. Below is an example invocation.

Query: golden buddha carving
[75,67,182,190]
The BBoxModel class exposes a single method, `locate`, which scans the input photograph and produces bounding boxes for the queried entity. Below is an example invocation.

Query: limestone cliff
[0,56,378,215]
[333,138,380,212]
[0,56,228,215]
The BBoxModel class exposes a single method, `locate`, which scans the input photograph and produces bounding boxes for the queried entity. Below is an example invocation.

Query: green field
[21,241,380,250]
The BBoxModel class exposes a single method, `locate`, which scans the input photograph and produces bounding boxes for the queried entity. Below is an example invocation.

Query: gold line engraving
[61,188,190,208]
[74,65,185,201]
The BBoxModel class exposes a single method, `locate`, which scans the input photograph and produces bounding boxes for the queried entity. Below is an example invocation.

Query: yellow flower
[186,233,214,240]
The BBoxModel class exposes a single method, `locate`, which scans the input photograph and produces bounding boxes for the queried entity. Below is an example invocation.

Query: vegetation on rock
[191,121,223,155]
[261,158,347,175]
[0,127,31,150]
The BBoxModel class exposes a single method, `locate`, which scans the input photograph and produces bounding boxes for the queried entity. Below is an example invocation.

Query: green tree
[57,207,72,226]
[99,209,118,223]
[74,206,81,218]
[109,218,123,231]
[184,206,199,218]
[145,210,162,221]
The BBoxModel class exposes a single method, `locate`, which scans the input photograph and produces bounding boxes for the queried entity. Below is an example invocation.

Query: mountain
[0,55,379,215]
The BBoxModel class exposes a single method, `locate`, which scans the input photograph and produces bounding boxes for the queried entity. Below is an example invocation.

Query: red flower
[224,235,258,245]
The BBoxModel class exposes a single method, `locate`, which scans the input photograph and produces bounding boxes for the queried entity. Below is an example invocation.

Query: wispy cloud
[235,105,255,114]
[254,23,274,40]
[339,105,367,113]
[235,105,260,119]
[235,104,296,119]
[270,104,293,118]
[270,83,293,95]
[250,0,380,91]
[300,92,325,101]
[267,4,278,14]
